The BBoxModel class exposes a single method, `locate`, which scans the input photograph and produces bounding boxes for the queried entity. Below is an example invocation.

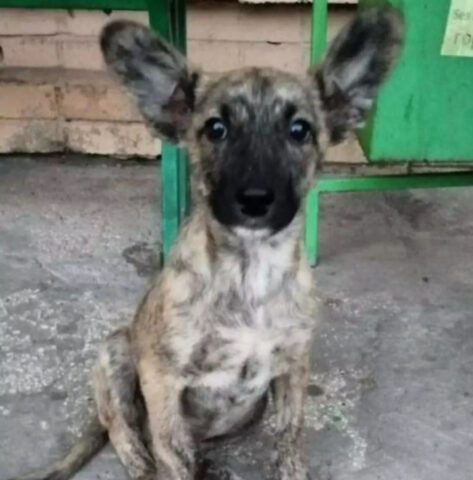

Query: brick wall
[0,1,363,160]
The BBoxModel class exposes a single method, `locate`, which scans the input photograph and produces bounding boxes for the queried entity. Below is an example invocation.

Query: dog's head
[101,9,402,236]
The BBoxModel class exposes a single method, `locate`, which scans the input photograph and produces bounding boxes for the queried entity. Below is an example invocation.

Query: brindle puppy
[10,8,402,480]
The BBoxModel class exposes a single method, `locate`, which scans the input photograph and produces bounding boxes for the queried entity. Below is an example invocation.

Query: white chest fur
[165,226,317,439]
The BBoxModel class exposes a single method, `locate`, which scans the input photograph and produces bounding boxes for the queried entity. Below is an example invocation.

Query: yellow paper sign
[442,0,473,56]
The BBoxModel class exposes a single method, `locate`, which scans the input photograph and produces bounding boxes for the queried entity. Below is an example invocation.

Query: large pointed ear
[314,8,403,144]
[100,20,198,143]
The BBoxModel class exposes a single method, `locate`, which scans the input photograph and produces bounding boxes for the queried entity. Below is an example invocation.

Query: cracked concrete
[1,155,473,480]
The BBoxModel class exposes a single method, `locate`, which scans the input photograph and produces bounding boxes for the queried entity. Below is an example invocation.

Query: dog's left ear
[100,20,197,143]
[314,8,403,144]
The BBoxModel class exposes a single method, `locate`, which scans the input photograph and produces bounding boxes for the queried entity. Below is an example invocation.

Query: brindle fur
[10,8,402,480]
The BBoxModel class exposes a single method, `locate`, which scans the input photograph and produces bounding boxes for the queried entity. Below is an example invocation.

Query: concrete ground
[1,156,472,480]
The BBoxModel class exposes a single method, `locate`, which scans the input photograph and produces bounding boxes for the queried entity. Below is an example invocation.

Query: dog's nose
[236,187,275,218]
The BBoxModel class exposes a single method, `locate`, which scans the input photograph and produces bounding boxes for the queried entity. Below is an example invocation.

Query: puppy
[10,8,402,480]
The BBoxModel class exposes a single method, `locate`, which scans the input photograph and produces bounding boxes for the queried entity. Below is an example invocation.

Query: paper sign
[442,0,473,56]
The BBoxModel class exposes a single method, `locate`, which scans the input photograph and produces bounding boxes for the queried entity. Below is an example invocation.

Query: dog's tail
[9,416,107,480]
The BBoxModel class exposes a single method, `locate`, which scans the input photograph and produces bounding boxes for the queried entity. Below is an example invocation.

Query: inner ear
[100,20,198,144]
[314,8,403,144]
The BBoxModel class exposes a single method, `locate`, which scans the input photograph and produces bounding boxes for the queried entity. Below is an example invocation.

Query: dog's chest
[182,322,301,439]
[187,246,312,378]
[177,242,314,438]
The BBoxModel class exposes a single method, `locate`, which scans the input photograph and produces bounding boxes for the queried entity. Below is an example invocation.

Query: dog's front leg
[271,353,310,480]
[139,363,195,480]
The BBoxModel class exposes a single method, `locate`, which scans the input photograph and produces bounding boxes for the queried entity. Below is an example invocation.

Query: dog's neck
[207,204,302,252]
[161,202,312,318]
[166,203,305,291]
[201,207,306,295]
[190,181,304,258]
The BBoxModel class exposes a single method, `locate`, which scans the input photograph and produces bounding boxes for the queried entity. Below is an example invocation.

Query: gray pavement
[1,156,472,480]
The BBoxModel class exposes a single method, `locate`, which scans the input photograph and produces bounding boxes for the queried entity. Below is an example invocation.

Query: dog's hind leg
[93,327,156,480]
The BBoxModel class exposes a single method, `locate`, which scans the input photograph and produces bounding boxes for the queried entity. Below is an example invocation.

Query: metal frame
[147,0,189,261]
[304,173,473,267]
[0,0,188,262]
[305,0,473,266]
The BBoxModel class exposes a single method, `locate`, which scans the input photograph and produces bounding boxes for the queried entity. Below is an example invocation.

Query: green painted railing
[304,172,473,266]
[304,0,473,266]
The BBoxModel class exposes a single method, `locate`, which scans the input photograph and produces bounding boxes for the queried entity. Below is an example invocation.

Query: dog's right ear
[314,8,403,144]
[100,21,197,143]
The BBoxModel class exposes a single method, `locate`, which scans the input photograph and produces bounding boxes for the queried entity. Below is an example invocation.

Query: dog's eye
[289,119,311,144]
[204,117,227,142]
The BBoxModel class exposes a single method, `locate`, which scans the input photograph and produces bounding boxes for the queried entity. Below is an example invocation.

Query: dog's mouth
[208,173,301,235]
[209,196,300,235]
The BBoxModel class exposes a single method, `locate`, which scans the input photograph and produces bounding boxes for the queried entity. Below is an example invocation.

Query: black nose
[235,187,275,218]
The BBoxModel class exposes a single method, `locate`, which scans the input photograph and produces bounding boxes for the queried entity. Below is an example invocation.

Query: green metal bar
[147,0,188,261]
[160,142,181,260]
[310,0,328,65]
[0,0,145,8]
[307,172,473,266]
[148,0,171,40]
[178,150,190,222]
[315,173,473,193]
[305,0,327,267]
[148,0,177,261]
[175,0,187,54]
[305,187,320,268]
[173,0,190,225]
